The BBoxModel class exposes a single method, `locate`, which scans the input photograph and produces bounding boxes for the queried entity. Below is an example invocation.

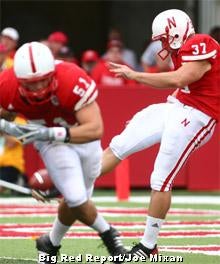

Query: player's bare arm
[109,60,211,89]
[0,101,104,145]
[69,101,104,143]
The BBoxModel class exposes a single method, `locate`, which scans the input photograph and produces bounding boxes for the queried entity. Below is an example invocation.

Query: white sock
[90,214,110,234]
[140,215,165,249]
[49,217,70,246]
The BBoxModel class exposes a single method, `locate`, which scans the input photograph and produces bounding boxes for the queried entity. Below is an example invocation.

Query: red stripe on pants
[160,118,215,191]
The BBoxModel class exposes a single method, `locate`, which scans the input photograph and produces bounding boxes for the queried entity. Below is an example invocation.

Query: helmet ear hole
[174,34,179,38]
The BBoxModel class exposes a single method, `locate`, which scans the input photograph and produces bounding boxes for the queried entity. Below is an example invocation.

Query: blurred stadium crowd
[1,25,220,84]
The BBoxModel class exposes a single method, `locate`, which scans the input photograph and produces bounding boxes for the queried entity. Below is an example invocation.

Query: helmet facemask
[152,33,172,60]
[18,72,58,105]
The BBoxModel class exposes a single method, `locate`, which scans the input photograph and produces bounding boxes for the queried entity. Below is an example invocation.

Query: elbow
[170,71,196,88]
[170,76,186,88]
[95,128,103,139]
[93,124,104,140]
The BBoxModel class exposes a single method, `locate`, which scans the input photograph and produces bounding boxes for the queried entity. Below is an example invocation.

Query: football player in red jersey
[0,42,126,263]
[101,9,220,258]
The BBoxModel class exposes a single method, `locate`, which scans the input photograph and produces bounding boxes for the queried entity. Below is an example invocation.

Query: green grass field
[0,190,220,264]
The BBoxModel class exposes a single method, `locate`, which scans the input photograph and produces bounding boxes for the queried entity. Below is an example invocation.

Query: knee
[64,191,88,208]
[110,137,127,160]
[101,147,121,175]
[150,172,172,192]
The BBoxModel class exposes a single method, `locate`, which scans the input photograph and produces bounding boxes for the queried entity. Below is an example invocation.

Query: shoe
[128,242,158,260]
[100,226,127,262]
[36,234,61,264]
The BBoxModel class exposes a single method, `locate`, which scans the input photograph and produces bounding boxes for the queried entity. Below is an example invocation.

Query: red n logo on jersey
[181,118,190,127]
[167,17,176,29]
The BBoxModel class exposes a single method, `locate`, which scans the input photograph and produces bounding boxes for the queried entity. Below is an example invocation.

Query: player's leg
[35,143,87,263]
[101,103,169,175]
[101,147,121,175]
[36,142,125,262]
[131,104,216,258]
[78,140,127,257]
[38,143,96,238]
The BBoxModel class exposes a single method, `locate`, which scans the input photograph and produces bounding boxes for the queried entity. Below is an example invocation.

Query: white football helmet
[14,42,57,104]
[152,9,195,59]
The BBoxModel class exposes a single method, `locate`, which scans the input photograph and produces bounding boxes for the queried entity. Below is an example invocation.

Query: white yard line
[1,212,219,217]
[0,256,36,262]
[0,245,219,257]
[1,204,219,217]
[1,234,220,239]
[0,195,220,204]
[2,225,220,232]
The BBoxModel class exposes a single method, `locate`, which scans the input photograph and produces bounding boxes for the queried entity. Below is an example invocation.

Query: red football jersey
[0,61,98,127]
[91,59,136,87]
[173,34,220,120]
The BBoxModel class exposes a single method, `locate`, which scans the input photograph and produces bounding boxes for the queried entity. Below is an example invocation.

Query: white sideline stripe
[160,249,220,256]
[1,206,219,213]
[4,227,220,233]
[0,256,36,262]
[160,245,220,256]
[1,212,219,217]
[3,225,220,232]
[0,195,220,204]
[1,245,219,258]
[1,234,220,239]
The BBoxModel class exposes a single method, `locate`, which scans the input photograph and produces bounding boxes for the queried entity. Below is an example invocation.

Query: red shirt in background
[91,59,136,87]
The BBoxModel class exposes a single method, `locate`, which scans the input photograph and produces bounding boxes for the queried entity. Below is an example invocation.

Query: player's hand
[109,62,135,79]
[31,188,61,203]
[17,124,69,144]
[0,119,33,137]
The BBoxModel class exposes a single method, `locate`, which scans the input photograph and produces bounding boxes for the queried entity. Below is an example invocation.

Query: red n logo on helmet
[167,17,176,29]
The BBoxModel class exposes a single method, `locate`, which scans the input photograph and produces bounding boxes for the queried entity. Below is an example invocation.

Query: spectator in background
[0,116,26,193]
[47,31,68,58]
[81,49,99,75]
[106,28,138,69]
[0,44,10,71]
[0,27,19,67]
[91,40,136,87]
[147,53,171,73]
[57,46,78,64]
[141,40,171,72]
[209,26,220,43]
[39,39,49,47]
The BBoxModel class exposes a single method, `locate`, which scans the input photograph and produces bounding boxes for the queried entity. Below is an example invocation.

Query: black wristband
[64,127,70,142]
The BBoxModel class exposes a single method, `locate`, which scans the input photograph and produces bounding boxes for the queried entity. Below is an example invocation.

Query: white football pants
[35,140,102,207]
[110,96,216,191]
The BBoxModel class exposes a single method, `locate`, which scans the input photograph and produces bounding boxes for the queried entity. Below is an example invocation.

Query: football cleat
[128,242,158,260]
[99,226,127,263]
[36,234,61,264]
